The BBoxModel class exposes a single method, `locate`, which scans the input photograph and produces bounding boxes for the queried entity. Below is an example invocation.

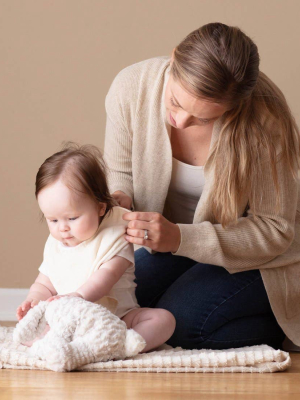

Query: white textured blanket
[0,327,291,373]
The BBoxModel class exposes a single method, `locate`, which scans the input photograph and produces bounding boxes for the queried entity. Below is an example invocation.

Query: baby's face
[37,179,106,247]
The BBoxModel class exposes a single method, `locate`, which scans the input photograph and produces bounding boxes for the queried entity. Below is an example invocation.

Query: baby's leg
[121,307,176,353]
[21,324,51,347]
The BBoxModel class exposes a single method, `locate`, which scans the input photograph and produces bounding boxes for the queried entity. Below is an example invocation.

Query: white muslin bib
[38,206,140,318]
[164,157,205,224]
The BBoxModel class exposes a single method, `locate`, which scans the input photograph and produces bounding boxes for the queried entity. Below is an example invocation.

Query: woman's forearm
[173,215,295,271]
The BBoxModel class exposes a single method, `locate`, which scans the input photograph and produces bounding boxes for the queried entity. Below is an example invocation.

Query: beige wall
[1,0,299,288]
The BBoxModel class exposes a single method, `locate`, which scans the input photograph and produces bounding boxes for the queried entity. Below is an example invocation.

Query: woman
[103,22,300,350]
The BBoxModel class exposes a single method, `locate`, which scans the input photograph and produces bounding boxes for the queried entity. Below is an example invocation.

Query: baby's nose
[59,222,70,231]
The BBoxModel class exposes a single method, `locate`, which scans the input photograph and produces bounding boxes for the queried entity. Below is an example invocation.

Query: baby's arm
[76,256,132,303]
[29,272,57,300]
[16,273,57,320]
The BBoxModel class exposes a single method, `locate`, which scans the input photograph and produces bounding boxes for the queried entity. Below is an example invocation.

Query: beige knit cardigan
[104,56,300,345]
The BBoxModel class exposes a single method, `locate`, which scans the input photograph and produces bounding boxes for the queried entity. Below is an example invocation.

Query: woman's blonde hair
[171,22,300,228]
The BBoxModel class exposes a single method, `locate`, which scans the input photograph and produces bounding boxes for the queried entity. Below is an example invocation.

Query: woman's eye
[170,97,179,107]
[51,220,57,223]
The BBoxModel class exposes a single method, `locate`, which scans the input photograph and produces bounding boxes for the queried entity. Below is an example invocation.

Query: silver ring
[144,229,148,240]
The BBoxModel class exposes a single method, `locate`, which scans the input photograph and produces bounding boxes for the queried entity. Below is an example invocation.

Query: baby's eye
[69,217,78,221]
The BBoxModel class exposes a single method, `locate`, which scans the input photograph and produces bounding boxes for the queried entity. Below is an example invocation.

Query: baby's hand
[46,292,84,302]
[16,299,40,321]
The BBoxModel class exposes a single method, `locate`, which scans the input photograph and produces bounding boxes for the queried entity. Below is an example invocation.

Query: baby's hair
[35,141,116,222]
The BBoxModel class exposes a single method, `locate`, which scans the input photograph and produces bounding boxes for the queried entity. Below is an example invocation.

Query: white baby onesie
[38,206,140,319]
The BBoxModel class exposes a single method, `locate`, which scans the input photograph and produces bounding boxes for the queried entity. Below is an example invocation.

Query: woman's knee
[154,265,271,349]
[164,307,286,350]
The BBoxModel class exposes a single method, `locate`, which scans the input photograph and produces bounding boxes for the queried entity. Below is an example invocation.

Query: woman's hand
[122,212,181,253]
[112,191,133,210]
[16,298,40,321]
[46,292,84,303]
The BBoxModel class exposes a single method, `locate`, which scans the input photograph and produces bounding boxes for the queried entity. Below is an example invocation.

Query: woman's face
[164,74,228,130]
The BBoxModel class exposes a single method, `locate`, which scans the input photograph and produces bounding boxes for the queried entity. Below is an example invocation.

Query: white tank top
[164,157,205,224]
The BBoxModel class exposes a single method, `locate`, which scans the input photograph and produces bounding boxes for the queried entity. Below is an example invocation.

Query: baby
[16,142,176,353]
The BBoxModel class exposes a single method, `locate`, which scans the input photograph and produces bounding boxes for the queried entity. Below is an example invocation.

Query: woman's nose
[175,111,191,129]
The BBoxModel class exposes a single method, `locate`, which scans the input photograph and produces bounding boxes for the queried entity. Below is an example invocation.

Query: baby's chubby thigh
[121,307,176,332]
[121,307,176,352]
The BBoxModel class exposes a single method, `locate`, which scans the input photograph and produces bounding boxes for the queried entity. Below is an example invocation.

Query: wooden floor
[1,322,300,400]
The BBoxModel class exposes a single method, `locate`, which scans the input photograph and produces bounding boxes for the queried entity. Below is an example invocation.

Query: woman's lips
[170,113,177,127]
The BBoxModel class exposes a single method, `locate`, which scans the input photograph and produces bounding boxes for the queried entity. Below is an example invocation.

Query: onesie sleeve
[38,261,48,277]
[115,242,135,266]
[38,234,52,277]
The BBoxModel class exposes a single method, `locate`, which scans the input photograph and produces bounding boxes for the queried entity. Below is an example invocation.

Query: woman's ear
[98,202,107,217]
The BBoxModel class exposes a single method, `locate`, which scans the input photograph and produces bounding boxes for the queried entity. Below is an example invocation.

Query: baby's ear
[98,202,107,217]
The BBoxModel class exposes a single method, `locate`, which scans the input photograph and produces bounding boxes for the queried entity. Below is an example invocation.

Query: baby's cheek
[48,226,58,239]
[78,218,97,236]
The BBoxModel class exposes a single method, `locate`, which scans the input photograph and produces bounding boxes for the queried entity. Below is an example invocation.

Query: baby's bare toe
[21,340,33,347]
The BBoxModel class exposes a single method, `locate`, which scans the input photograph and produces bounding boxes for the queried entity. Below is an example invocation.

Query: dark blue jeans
[134,248,286,350]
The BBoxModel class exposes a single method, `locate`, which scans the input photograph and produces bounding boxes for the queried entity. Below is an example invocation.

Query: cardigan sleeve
[103,116,133,200]
[103,68,136,200]
[172,146,299,271]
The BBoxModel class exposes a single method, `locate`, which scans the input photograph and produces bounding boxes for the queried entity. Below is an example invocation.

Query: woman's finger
[122,211,158,223]
[125,234,152,247]
[126,219,152,230]
[126,228,151,239]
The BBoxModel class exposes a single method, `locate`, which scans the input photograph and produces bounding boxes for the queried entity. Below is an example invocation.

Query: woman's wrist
[171,224,181,253]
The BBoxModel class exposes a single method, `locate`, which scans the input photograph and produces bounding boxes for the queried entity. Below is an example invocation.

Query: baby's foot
[21,324,51,347]
[21,338,38,347]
